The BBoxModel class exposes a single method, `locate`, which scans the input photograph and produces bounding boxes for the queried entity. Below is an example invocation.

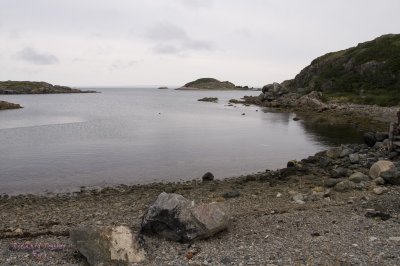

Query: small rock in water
[293,117,300,121]
[241,113,246,116]
[363,132,377,147]
[202,172,214,182]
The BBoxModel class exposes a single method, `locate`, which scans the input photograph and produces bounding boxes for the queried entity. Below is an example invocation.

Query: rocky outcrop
[281,34,400,106]
[178,78,238,90]
[141,192,229,242]
[198,97,218,103]
[0,100,22,110]
[70,226,146,265]
[0,81,97,94]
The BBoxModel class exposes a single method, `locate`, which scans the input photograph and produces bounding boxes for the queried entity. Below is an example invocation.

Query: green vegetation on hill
[0,81,96,94]
[286,34,400,106]
[180,78,237,90]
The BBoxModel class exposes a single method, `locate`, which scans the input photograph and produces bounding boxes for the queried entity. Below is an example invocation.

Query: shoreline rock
[0,100,23,110]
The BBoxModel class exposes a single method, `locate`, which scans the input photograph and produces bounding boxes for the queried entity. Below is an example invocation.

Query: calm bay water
[0,88,362,194]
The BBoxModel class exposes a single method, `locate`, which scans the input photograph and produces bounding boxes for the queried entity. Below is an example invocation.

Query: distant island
[0,100,22,110]
[157,86,169,90]
[0,81,97,94]
[177,78,257,90]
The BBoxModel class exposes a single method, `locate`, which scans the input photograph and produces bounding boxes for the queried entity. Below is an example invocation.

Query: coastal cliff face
[178,78,237,90]
[280,34,400,106]
[0,81,96,94]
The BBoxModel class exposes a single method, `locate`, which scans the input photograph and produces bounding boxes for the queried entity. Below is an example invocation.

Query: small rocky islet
[177,78,256,90]
[2,34,400,265]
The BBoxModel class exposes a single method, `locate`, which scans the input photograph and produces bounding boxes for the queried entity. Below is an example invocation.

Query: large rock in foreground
[141,192,229,242]
[70,226,146,265]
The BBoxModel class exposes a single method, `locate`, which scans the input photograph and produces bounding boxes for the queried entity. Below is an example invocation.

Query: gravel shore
[1,145,400,265]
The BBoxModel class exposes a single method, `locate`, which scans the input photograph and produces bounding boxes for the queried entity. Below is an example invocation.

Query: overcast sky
[0,0,399,87]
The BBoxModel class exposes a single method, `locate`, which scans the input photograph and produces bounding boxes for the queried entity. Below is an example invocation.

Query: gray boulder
[369,160,395,179]
[363,132,377,147]
[334,180,356,192]
[202,172,214,181]
[70,226,146,265]
[349,153,360,164]
[141,192,229,242]
[381,168,400,185]
[349,172,369,183]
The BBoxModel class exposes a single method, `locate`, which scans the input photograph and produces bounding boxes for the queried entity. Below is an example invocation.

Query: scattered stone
[311,232,321,237]
[349,172,369,183]
[373,187,388,195]
[325,178,342,188]
[141,193,229,242]
[349,154,360,164]
[381,168,400,185]
[365,210,391,221]
[287,160,298,168]
[340,148,353,158]
[290,192,306,204]
[222,190,240,199]
[334,180,355,192]
[373,177,385,186]
[276,192,282,198]
[331,167,351,178]
[375,132,389,142]
[369,160,395,179]
[363,132,377,147]
[326,147,342,159]
[202,172,215,182]
[389,237,400,242]
[70,226,146,265]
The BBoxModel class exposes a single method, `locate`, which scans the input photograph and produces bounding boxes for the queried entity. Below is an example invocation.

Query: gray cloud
[109,59,140,71]
[153,44,181,54]
[146,23,187,42]
[179,0,213,9]
[146,22,214,54]
[15,47,59,65]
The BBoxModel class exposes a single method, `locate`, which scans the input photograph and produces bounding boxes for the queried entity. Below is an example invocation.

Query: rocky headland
[230,34,400,132]
[0,100,23,110]
[0,81,97,94]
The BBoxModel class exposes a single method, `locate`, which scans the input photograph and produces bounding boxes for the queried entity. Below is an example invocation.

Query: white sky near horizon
[0,0,399,87]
